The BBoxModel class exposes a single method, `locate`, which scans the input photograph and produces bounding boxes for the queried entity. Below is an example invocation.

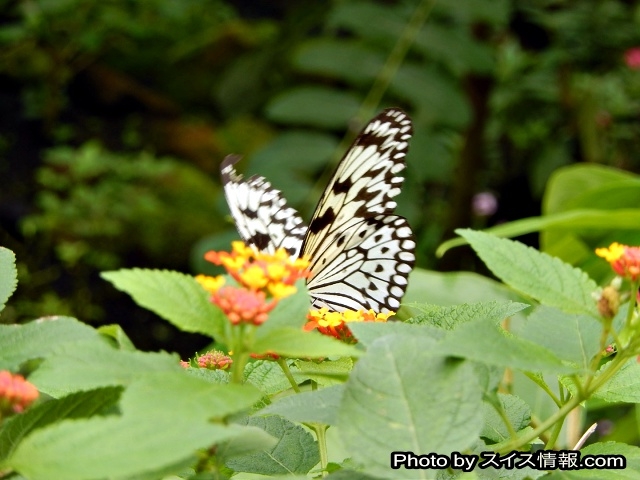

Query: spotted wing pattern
[300,108,415,312]
[221,108,416,313]
[221,155,307,257]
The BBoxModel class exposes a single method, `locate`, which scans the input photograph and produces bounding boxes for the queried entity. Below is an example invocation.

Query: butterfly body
[222,108,416,313]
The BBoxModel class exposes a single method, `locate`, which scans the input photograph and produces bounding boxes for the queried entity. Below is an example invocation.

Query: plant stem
[277,358,301,393]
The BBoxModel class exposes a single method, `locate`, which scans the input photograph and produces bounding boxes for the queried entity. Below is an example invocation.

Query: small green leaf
[0,247,17,313]
[226,415,319,475]
[408,300,529,330]
[458,229,599,316]
[295,358,353,386]
[253,327,361,359]
[481,393,531,443]
[259,281,310,334]
[338,335,483,479]
[101,269,224,339]
[261,385,344,425]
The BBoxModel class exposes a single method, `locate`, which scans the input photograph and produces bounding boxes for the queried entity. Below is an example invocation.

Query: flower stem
[277,358,301,393]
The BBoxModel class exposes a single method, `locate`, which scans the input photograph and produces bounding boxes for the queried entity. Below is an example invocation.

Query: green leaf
[435,317,573,374]
[592,359,640,403]
[545,442,640,479]
[408,300,529,330]
[6,374,261,480]
[348,321,443,347]
[0,247,17,313]
[244,360,298,396]
[458,229,599,316]
[337,335,483,479]
[514,306,602,370]
[259,281,310,334]
[0,317,105,371]
[265,87,361,128]
[261,385,344,425]
[404,268,529,308]
[27,342,182,397]
[292,39,384,86]
[97,324,136,351]
[226,415,319,475]
[0,387,122,462]
[295,358,353,386]
[480,394,531,443]
[437,209,640,257]
[101,269,224,339]
[253,327,361,359]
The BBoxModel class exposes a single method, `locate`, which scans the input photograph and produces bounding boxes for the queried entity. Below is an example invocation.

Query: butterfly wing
[302,108,416,312]
[221,155,307,257]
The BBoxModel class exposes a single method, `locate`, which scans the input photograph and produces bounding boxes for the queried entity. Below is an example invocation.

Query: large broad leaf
[260,385,344,425]
[101,269,224,339]
[591,359,640,404]
[458,229,599,317]
[0,247,17,313]
[5,373,262,480]
[337,334,483,479]
[408,300,529,330]
[253,327,360,359]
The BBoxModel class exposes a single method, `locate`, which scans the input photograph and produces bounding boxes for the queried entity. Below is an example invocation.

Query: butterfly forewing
[221,155,307,257]
[302,108,412,263]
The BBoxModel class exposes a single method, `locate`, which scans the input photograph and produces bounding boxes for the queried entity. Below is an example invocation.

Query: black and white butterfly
[221,108,415,313]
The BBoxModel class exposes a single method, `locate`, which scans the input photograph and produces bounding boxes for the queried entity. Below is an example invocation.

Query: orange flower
[212,286,277,325]
[0,371,38,417]
[596,243,640,281]
[305,308,395,343]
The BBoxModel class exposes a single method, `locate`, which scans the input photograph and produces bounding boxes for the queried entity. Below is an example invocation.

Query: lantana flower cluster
[196,241,310,326]
[0,370,39,418]
[305,308,395,343]
[596,243,640,282]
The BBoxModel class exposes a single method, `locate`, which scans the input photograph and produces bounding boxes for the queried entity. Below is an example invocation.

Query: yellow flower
[268,282,297,299]
[304,308,396,343]
[239,265,269,289]
[195,274,225,293]
[596,243,625,263]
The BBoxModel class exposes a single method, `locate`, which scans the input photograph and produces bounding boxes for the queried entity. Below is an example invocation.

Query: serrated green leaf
[226,415,319,475]
[101,269,224,339]
[0,387,122,462]
[0,247,17,313]
[435,317,573,374]
[244,359,298,396]
[514,306,602,370]
[6,374,261,480]
[253,327,361,359]
[408,300,529,330]
[338,335,483,479]
[458,229,599,316]
[480,393,531,443]
[261,385,344,425]
[0,317,105,371]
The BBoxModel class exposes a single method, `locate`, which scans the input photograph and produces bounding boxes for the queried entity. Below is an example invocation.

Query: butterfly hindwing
[221,155,307,257]
[306,215,415,312]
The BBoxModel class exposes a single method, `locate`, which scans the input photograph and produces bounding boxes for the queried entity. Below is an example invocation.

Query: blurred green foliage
[2,0,640,352]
